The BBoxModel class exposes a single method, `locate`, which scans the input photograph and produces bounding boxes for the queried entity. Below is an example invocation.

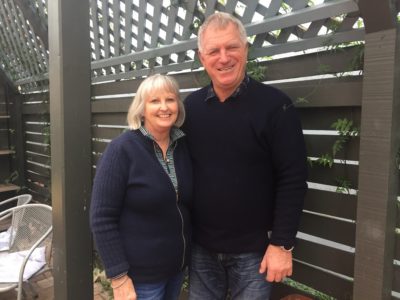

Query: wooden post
[353,1,400,299]
[48,0,93,299]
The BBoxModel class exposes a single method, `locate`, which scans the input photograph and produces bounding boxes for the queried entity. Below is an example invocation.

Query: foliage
[93,251,114,299]
[93,267,114,299]
[283,278,335,300]
[4,170,18,184]
[310,118,359,193]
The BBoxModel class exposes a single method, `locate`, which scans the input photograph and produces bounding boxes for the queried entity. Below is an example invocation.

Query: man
[183,12,308,300]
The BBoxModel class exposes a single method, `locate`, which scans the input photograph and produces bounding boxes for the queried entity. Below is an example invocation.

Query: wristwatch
[280,245,294,252]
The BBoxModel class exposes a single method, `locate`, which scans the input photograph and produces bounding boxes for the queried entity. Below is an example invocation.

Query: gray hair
[127,74,185,129]
[197,12,248,52]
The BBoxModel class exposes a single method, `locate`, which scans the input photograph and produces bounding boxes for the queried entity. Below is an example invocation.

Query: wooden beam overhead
[356,0,397,33]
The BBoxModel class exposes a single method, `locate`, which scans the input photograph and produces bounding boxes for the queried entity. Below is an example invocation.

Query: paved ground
[1,270,190,299]
[1,270,111,300]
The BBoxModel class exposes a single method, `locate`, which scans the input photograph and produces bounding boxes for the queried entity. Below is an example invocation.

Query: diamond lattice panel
[0,0,48,92]
[0,0,364,90]
[90,0,364,83]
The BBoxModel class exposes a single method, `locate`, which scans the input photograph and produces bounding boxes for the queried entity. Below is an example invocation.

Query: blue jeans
[189,244,272,300]
[134,271,184,300]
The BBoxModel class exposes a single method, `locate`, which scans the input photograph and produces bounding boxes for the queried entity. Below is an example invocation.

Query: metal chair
[0,194,32,223]
[0,204,52,300]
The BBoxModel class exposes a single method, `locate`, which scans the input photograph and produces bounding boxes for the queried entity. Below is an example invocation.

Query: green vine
[310,118,359,193]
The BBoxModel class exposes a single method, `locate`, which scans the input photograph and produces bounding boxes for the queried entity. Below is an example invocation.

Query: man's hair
[127,74,185,129]
[197,12,248,52]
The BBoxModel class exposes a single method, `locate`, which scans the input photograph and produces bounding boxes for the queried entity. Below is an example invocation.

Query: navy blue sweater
[90,130,193,282]
[183,77,308,253]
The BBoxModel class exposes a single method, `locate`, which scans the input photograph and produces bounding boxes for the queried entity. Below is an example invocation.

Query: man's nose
[219,49,229,62]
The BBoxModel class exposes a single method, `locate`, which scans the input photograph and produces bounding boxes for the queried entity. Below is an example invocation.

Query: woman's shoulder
[105,130,143,153]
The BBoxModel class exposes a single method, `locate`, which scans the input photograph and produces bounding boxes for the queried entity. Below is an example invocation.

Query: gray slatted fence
[0,0,398,298]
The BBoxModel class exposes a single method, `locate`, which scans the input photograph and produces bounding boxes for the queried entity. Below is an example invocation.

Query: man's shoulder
[248,77,292,106]
[249,78,287,97]
[184,86,209,105]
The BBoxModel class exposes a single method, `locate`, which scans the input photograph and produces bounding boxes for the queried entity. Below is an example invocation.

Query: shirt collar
[139,126,185,144]
[205,74,250,102]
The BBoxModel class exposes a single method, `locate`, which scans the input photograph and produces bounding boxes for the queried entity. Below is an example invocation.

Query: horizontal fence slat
[92,127,125,140]
[25,162,51,177]
[393,264,400,293]
[305,135,359,161]
[24,123,49,133]
[273,76,362,108]
[271,282,315,299]
[24,133,49,144]
[25,152,50,166]
[299,106,361,130]
[92,113,127,126]
[22,103,49,114]
[25,180,50,198]
[91,153,101,167]
[23,93,49,103]
[295,239,354,278]
[304,189,357,220]
[263,45,363,82]
[291,260,353,300]
[23,114,50,123]
[91,98,131,113]
[308,163,359,190]
[299,213,356,247]
[25,170,50,183]
[25,143,50,155]
[92,140,109,154]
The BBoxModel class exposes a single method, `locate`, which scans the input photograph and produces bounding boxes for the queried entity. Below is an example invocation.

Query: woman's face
[142,89,179,136]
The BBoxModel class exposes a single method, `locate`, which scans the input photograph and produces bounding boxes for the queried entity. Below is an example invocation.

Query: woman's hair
[197,12,248,52]
[127,74,185,129]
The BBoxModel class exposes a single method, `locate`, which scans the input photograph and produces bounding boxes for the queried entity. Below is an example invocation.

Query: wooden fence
[15,44,399,299]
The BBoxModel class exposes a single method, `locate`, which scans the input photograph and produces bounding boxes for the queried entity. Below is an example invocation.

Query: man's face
[199,23,248,97]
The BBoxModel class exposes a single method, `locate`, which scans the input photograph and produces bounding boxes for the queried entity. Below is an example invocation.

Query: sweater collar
[205,74,250,102]
[139,126,185,144]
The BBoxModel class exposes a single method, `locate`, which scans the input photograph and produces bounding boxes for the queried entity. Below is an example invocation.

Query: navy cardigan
[90,130,193,283]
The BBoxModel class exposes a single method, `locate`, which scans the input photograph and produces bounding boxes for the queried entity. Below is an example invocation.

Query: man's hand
[111,275,137,300]
[259,244,293,282]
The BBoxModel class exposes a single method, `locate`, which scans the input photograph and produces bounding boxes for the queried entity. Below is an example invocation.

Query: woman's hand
[111,275,137,300]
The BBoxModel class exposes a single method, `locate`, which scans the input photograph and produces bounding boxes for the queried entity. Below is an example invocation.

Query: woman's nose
[160,100,168,110]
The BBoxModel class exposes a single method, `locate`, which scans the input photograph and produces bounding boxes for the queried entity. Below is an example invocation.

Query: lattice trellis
[0,0,366,91]
[89,0,365,83]
[0,0,48,92]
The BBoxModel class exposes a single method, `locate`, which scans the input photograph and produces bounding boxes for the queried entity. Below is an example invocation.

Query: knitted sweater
[183,77,308,253]
[90,129,193,282]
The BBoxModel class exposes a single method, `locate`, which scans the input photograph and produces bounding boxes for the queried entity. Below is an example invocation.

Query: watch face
[282,245,294,251]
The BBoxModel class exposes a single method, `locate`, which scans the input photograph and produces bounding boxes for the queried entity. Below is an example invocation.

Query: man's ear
[198,50,205,65]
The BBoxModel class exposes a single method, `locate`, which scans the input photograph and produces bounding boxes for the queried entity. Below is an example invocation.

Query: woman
[90,74,192,300]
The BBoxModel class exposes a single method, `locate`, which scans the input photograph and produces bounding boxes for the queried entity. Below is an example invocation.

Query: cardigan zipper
[152,140,186,270]
[175,189,186,270]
